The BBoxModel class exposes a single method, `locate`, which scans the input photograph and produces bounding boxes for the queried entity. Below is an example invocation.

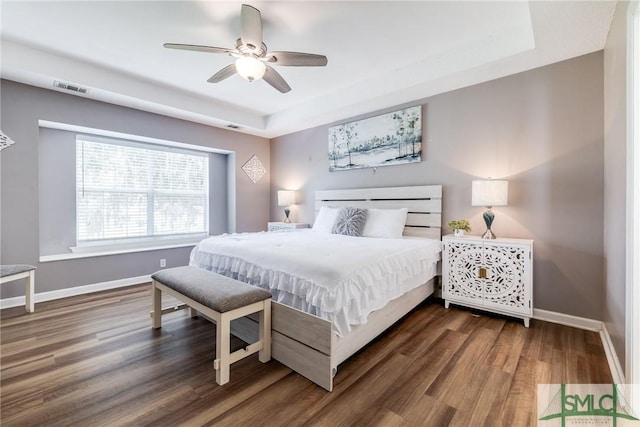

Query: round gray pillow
[332,207,368,237]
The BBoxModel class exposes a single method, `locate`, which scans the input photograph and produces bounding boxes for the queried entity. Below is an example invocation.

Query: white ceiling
[0,1,616,138]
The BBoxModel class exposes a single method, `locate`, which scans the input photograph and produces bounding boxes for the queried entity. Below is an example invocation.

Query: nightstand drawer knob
[478,267,487,279]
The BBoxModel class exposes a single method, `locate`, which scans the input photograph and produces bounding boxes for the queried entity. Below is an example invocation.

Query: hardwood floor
[1,284,612,426]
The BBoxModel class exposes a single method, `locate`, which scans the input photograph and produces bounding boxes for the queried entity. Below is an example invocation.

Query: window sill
[39,238,205,263]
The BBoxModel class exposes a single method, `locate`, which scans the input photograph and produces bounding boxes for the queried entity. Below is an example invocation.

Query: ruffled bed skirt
[190,236,440,336]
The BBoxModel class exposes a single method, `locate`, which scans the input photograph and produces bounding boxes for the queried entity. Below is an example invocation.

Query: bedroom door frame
[626,0,639,413]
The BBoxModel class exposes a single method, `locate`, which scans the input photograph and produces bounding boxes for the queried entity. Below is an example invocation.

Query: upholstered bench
[150,266,272,385]
[0,264,36,313]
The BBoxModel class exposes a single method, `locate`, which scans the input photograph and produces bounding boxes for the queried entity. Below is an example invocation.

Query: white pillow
[361,208,408,238]
[312,206,340,233]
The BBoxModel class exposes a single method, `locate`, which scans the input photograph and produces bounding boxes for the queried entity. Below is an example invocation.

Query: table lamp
[471,179,508,239]
[277,190,296,223]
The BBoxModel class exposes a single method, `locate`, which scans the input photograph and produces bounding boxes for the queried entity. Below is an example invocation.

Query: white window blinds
[76,136,209,244]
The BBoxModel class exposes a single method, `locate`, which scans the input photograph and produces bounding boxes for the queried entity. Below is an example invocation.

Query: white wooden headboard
[315,185,442,240]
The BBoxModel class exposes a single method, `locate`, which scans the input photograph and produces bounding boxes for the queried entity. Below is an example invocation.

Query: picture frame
[328,105,422,171]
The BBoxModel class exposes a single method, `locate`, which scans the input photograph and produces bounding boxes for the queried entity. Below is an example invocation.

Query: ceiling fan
[164,4,328,93]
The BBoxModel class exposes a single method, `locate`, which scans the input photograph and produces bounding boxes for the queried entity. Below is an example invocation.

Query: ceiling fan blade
[241,4,262,50]
[263,66,291,93]
[267,51,328,67]
[164,43,232,55]
[207,64,237,83]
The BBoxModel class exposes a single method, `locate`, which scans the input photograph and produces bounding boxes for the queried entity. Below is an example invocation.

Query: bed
[189,185,442,391]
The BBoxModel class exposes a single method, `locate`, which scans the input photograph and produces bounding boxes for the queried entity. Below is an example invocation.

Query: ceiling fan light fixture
[164,4,327,92]
[235,56,266,82]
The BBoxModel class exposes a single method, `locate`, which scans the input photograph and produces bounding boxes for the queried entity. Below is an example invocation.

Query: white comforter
[189,229,441,336]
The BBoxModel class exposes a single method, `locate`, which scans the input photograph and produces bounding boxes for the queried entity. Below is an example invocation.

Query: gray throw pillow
[332,207,368,237]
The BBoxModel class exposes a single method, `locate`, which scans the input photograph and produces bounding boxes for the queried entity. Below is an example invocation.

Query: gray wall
[270,52,605,320]
[603,1,629,372]
[0,79,270,298]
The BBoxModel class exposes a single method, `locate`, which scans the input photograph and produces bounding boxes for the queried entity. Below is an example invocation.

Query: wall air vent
[53,81,88,94]
[226,124,241,129]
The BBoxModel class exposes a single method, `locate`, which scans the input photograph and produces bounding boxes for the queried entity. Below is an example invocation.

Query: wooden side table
[442,235,533,326]
[0,264,36,312]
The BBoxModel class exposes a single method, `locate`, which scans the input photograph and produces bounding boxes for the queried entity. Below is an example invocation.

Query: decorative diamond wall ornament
[0,130,16,151]
[242,155,266,183]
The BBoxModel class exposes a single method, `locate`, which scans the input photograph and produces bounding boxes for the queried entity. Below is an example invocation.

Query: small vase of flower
[448,219,471,237]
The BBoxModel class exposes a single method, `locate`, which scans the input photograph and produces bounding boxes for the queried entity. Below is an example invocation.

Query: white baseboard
[533,308,603,332]
[600,323,626,385]
[534,308,626,385]
[0,274,151,309]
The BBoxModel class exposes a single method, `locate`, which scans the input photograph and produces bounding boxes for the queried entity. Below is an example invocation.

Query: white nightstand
[267,222,309,232]
[442,234,534,327]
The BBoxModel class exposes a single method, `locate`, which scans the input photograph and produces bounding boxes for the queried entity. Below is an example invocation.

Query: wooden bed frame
[230,185,442,391]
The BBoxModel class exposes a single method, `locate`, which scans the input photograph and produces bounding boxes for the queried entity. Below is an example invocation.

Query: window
[76,135,209,246]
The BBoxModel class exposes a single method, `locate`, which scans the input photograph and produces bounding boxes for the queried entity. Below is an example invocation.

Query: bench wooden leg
[25,270,35,313]
[215,312,231,385]
[152,281,162,329]
[151,278,271,386]
[259,299,271,363]
[188,307,198,318]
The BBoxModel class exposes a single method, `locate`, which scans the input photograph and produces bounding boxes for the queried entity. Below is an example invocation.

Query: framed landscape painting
[328,105,422,171]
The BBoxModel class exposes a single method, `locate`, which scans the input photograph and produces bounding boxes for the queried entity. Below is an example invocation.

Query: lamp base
[482,208,496,239]
[481,229,497,239]
[283,208,291,223]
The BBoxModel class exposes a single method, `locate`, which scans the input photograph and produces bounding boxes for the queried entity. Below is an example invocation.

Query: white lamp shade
[277,190,296,206]
[235,56,266,81]
[472,180,508,207]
